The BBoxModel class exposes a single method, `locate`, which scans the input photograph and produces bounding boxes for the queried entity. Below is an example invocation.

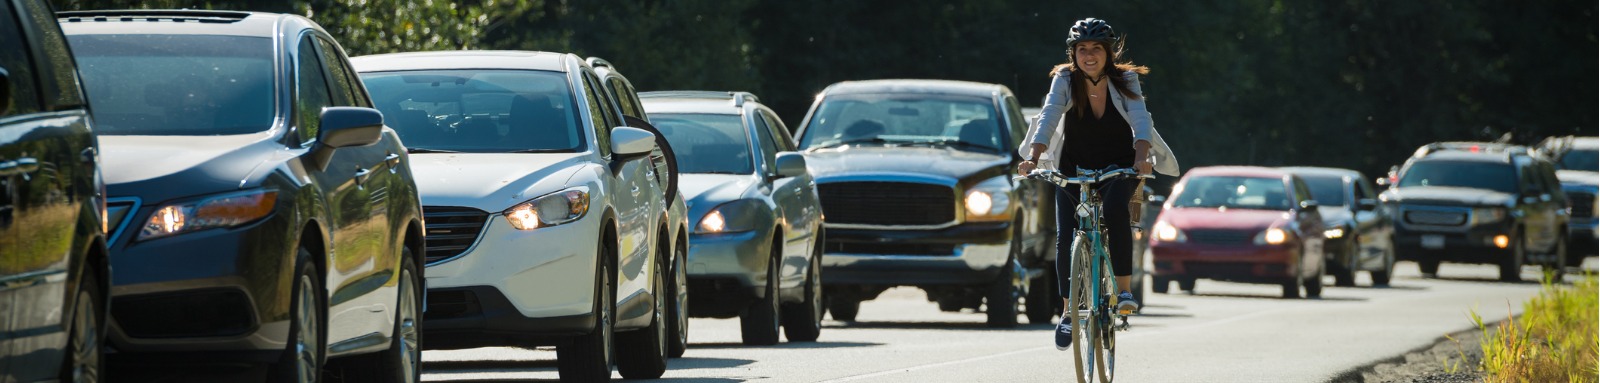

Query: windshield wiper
[921,139,999,153]
[406,148,459,153]
[805,137,897,151]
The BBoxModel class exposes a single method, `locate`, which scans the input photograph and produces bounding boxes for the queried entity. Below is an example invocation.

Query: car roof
[639,91,760,115]
[58,10,291,37]
[1185,166,1291,179]
[1568,136,1598,150]
[1279,166,1362,179]
[350,51,573,73]
[822,79,1004,98]
[1412,150,1514,164]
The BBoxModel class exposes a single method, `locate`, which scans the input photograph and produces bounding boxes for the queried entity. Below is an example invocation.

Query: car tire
[781,247,824,342]
[616,254,668,379]
[985,258,1021,328]
[1151,276,1171,294]
[1281,266,1303,299]
[740,242,782,346]
[1370,245,1394,287]
[59,268,104,383]
[1025,266,1055,324]
[272,251,325,383]
[1499,231,1525,283]
[1333,241,1357,287]
[558,238,615,382]
[826,295,860,322]
[1418,259,1441,277]
[336,247,422,383]
[1177,277,1196,293]
[1542,231,1567,281]
[1304,262,1325,299]
[666,241,689,358]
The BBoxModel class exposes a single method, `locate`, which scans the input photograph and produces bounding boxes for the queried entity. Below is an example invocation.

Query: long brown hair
[1050,40,1150,117]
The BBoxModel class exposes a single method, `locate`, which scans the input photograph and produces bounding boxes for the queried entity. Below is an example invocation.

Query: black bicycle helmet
[1066,18,1118,50]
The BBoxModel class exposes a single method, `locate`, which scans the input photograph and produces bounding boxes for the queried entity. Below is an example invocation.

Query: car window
[1292,178,1314,205]
[67,33,274,135]
[1170,176,1294,211]
[1003,95,1026,149]
[361,69,586,153]
[578,72,612,157]
[0,3,41,116]
[1298,174,1348,206]
[751,110,779,171]
[1559,148,1598,172]
[1516,160,1542,195]
[606,78,643,120]
[652,113,754,174]
[1356,176,1377,200]
[295,36,332,144]
[1397,160,1517,194]
[314,37,362,107]
[799,93,1002,153]
[17,0,81,109]
[1535,161,1563,197]
[759,109,795,152]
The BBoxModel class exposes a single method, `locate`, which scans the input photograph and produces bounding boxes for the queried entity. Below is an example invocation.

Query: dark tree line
[52,0,1598,178]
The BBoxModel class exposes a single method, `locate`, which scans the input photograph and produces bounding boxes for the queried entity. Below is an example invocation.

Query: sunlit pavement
[420,259,1595,382]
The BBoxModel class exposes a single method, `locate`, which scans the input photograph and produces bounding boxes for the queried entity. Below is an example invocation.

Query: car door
[1002,94,1051,259]
[1532,160,1568,253]
[755,108,815,283]
[581,70,651,303]
[1290,177,1324,274]
[1513,157,1556,251]
[1351,175,1390,267]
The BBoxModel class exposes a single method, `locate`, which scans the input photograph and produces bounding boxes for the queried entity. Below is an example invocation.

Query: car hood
[1557,170,1598,188]
[802,146,1008,181]
[1317,206,1354,226]
[1385,186,1513,207]
[680,174,756,206]
[100,133,283,201]
[1159,207,1291,231]
[408,153,587,211]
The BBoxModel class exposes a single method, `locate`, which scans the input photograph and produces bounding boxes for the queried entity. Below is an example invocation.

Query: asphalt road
[419,260,1591,383]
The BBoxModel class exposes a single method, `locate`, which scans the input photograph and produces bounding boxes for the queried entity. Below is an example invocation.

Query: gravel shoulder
[1328,319,1503,383]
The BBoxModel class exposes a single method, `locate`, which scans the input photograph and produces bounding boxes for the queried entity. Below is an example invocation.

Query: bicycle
[1019,166,1151,383]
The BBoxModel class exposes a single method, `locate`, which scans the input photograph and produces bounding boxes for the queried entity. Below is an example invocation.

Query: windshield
[67,34,274,135]
[1397,160,1517,194]
[1298,174,1348,207]
[1559,149,1598,172]
[798,93,1002,153]
[1171,176,1294,210]
[651,113,753,174]
[360,70,584,153]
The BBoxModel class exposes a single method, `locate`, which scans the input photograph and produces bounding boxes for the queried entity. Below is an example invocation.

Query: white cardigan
[1018,71,1179,176]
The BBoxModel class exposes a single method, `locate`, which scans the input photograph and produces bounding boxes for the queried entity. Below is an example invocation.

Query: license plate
[1421,235,1445,249]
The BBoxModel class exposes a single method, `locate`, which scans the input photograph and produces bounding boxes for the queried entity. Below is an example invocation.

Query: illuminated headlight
[140,190,277,240]
[696,200,762,234]
[965,176,1013,222]
[504,188,590,231]
[1256,227,1291,245]
[1154,221,1186,243]
[699,210,727,233]
[1323,227,1345,239]
[1471,207,1507,225]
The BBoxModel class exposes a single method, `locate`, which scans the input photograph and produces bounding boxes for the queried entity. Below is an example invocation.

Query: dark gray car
[1282,167,1396,287]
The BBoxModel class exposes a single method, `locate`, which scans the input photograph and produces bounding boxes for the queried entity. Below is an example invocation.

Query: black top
[1058,93,1136,170]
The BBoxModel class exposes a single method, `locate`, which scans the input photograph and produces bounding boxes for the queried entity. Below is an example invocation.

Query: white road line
[814,345,1055,383]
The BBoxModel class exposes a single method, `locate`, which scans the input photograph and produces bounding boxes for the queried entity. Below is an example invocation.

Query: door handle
[385,153,401,167]
[0,158,39,177]
[354,167,372,184]
[631,185,641,196]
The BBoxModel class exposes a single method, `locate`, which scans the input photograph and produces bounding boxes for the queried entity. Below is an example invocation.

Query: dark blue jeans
[1055,178,1135,297]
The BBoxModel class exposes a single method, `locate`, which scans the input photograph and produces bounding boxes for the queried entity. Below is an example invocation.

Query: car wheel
[740,241,782,346]
[984,258,1021,328]
[1151,276,1171,294]
[337,247,422,383]
[273,251,325,383]
[1333,241,1357,287]
[1542,231,1567,281]
[558,238,615,382]
[666,241,689,358]
[616,254,667,379]
[1281,265,1303,299]
[1417,259,1441,277]
[1177,277,1196,293]
[826,295,860,322]
[60,268,104,383]
[1304,262,1325,299]
[1025,263,1055,324]
[1499,231,1526,283]
[781,247,823,342]
[1370,245,1394,287]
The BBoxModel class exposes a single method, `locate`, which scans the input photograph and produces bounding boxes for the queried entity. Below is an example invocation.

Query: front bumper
[1394,223,1514,265]
[683,229,771,317]
[421,213,601,338]
[1151,242,1299,283]
[820,222,1011,286]
[1569,218,1598,257]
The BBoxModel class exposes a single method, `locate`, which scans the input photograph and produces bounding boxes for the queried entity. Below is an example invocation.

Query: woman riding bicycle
[1016,17,1177,349]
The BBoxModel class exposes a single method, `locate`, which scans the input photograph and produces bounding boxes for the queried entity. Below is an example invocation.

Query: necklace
[1085,74,1107,86]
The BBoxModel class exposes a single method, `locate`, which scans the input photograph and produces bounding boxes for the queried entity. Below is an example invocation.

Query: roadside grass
[0,204,77,275]
[1472,275,1598,383]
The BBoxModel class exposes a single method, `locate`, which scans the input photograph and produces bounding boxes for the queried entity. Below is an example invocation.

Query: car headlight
[1255,227,1291,245]
[697,199,763,234]
[140,190,277,240]
[1323,227,1345,239]
[965,176,1013,222]
[504,187,590,231]
[1471,207,1507,225]
[1154,221,1186,243]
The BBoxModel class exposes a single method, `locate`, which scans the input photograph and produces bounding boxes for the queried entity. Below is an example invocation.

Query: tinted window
[606,78,643,120]
[1397,160,1517,194]
[1559,149,1598,172]
[799,93,1002,153]
[1003,95,1026,148]
[1298,174,1348,206]
[652,113,753,174]
[361,70,584,153]
[68,34,273,135]
[751,111,779,170]
[294,37,331,144]
[314,38,360,107]
[1171,176,1294,211]
[0,3,40,116]
[760,109,796,152]
[18,0,81,108]
[580,73,611,157]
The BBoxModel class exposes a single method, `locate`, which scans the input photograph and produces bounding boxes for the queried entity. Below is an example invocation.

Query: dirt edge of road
[1327,318,1506,383]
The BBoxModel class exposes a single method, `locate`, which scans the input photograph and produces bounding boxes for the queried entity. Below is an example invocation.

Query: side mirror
[319,107,384,148]
[1374,177,1390,187]
[1148,195,1167,203]
[1299,200,1320,211]
[1357,198,1378,211]
[774,152,808,178]
[611,126,657,157]
[0,67,11,115]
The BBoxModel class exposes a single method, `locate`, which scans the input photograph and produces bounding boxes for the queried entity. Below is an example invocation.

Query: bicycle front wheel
[1093,248,1118,382]
[1065,233,1097,383]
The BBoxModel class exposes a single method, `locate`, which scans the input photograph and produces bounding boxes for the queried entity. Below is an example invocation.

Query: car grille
[1186,229,1256,245]
[1404,210,1468,226]
[423,206,491,264]
[1568,191,1595,218]
[825,241,956,256]
[818,182,955,226]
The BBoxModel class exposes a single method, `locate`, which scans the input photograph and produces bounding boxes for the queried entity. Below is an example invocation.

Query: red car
[1149,167,1328,298]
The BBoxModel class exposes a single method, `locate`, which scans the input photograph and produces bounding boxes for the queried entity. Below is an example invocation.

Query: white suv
[354,51,675,382]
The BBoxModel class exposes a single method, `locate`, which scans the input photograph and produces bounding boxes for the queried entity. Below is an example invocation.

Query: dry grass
[0,204,78,275]
[1474,276,1599,383]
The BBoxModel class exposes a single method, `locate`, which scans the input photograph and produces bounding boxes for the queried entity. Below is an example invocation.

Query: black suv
[0,0,109,380]
[1384,142,1569,281]
[60,10,424,381]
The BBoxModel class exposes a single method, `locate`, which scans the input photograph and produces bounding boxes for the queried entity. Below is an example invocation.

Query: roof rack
[585,57,613,69]
[637,91,760,107]
[1412,141,1530,158]
[58,9,252,23]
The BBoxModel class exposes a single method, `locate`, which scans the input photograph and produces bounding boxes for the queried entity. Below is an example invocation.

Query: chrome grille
[1567,191,1595,218]
[818,182,955,226]
[423,206,490,264]
[1186,229,1255,245]
[1405,210,1467,226]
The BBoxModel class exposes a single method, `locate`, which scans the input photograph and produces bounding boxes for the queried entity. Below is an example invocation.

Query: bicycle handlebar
[1012,167,1153,187]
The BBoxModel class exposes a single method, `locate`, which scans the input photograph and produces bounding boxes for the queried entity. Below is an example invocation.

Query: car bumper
[421,214,600,336]
[1570,218,1598,257]
[1151,242,1300,282]
[820,222,1011,286]
[1394,225,1515,264]
[684,229,771,317]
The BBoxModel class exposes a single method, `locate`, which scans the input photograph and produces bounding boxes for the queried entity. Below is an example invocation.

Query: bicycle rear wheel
[1093,251,1118,382]
[1065,233,1097,383]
